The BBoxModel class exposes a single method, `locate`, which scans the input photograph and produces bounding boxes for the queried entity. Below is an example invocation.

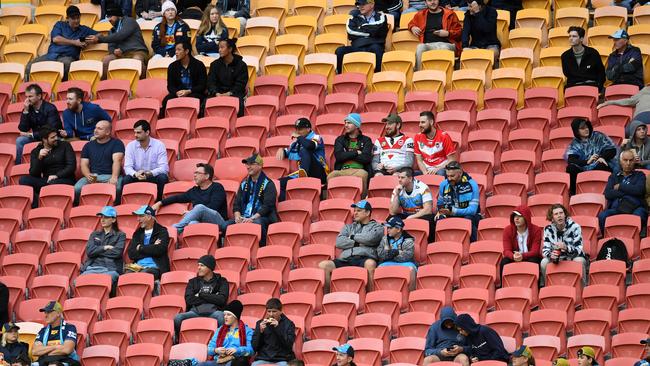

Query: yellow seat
[77,3,101,27]
[194,55,216,70]
[69,60,103,92]
[539,47,565,67]
[381,50,415,85]
[491,67,526,108]
[16,322,43,359]
[245,16,279,50]
[497,10,511,48]
[40,0,68,5]
[634,5,650,25]
[3,42,37,65]
[451,69,486,108]
[516,8,549,46]
[522,0,551,10]
[391,30,419,52]
[499,47,534,87]
[0,63,25,95]
[342,51,376,86]
[242,55,259,92]
[509,27,542,66]
[92,21,114,36]
[80,43,109,61]
[554,0,586,8]
[0,6,31,38]
[303,53,337,92]
[223,17,240,39]
[323,14,350,35]
[587,25,620,48]
[139,20,157,56]
[531,66,566,107]
[293,0,326,29]
[146,57,174,80]
[460,48,494,84]
[455,10,465,23]
[15,24,49,57]
[264,54,299,92]
[640,44,650,85]
[554,7,589,28]
[548,26,570,47]
[594,6,628,28]
[0,25,9,55]
[275,34,309,66]
[284,15,317,52]
[29,61,64,93]
[592,46,611,70]
[314,33,347,54]
[420,49,455,89]
[372,71,406,111]
[629,24,650,48]
[252,0,288,26]
[332,0,355,15]
[412,70,446,110]
[400,11,417,30]
[34,5,66,31]
[237,35,270,67]
[108,58,142,95]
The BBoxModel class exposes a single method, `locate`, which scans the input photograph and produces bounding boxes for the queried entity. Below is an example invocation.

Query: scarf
[240,172,269,218]
[215,321,247,348]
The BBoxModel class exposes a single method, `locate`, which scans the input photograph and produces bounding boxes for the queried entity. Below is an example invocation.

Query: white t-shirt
[373,134,414,171]
[397,179,433,215]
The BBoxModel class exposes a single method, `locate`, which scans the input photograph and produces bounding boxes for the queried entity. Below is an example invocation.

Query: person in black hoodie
[19,126,76,208]
[174,255,229,337]
[251,298,296,366]
[454,314,509,363]
[461,0,500,64]
[126,205,170,280]
[161,39,207,118]
[561,26,606,91]
[207,38,249,117]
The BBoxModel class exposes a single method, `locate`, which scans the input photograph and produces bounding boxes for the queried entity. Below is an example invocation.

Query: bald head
[93,120,113,141]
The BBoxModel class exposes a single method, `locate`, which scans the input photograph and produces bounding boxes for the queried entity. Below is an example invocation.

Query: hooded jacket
[566,118,618,171]
[408,7,462,55]
[454,314,509,362]
[502,205,542,261]
[377,231,415,263]
[623,120,650,168]
[461,5,500,49]
[207,54,249,100]
[63,101,113,141]
[424,306,465,357]
[336,220,384,260]
[542,217,584,260]
[184,272,229,314]
[346,9,389,48]
[252,314,296,362]
[127,221,171,273]
[606,44,644,88]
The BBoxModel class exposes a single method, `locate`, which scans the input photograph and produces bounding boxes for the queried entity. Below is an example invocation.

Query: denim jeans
[19,175,75,208]
[74,174,124,205]
[225,217,270,246]
[174,310,224,336]
[80,266,120,284]
[598,207,647,235]
[16,135,35,164]
[173,204,228,233]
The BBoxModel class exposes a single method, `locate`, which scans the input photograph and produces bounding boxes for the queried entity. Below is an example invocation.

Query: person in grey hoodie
[598,86,650,124]
[454,314,509,364]
[622,120,650,169]
[319,200,384,293]
[80,206,126,287]
[423,306,468,366]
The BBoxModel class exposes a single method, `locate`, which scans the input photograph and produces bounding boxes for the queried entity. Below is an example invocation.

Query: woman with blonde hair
[0,323,29,365]
[197,5,229,58]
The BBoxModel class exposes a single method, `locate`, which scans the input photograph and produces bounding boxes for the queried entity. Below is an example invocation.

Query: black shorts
[333,256,372,268]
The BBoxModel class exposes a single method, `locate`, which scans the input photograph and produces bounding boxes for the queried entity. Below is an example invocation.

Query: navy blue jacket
[604,170,647,210]
[424,306,466,357]
[18,101,62,140]
[606,45,645,88]
[454,314,509,362]
[161,182,228,220]
[63,101,112,141]
[346,9,388,48]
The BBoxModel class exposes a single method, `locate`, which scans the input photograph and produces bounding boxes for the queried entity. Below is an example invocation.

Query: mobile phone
[80,36,86,42]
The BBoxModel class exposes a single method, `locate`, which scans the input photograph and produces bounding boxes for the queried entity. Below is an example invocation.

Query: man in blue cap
[32,301,79,366]
[80,206,126,287]
[328,113,374,198]
[606,29,644,88]
[332,344,356,366]
[319,200,383,293]
[635,338,650,366]
[377,216,417,289]
[126,205,170,280]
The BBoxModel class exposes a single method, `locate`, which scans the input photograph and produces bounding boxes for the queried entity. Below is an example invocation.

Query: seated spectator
[80,206,126,286]
[372,114,414,177]
[25,6,97,81]
[377,216,417,288]
[86,7,149,77]
[319,200,383,293]
[375,0,403,29]
[409,0,462,70]
[598,86,650,124]
[499,205,542,278]
[31,302,79,366]
[335,0,388,74]
[328,113,374,197]
[565,118,618,196]
[561,26,606,91]
[251,298,296,366]
[332,345,357,366]
[126,205,170,280]
[174,255,229,336]
[62,87,112,141]
[135,0,163,23]
[623,123,650,168]
[74,120,125,205]
[414,111,456,176]
[201,300,254,366]
[0,323,29,365]
[207,38,248,116]
[423,306,468,366]
[16,84,62,165]
[435,161,481,241]
[389,167,435,241]
[196,5,229,58]
[122,120,169,201]
[510,346,536,366]
[541,204,587,287]
[151,163,228,234]
[577,347,598,366]
[454,314,509,363]
[606,29,644,89]
[19,126,76,208]
[635,338,650,366]
[161,40,207,118]
[276,118,329,201]
[179,0,205,19]
[215,0,249,36]
[151,2,191,59]
[599,149,647,234]
[226,154,278,246]
[461,0,500,64]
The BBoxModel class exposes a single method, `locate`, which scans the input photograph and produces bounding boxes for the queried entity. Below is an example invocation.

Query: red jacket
[502,205,542,260]
[407,7,462,56]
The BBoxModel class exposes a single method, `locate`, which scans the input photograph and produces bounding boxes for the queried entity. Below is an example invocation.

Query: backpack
[596,238,630,267]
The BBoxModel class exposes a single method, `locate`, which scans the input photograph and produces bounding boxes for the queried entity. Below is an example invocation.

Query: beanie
[224,300,244,319]
[344,113,362,129]
[161,1,177,13]
[198,255,216,271]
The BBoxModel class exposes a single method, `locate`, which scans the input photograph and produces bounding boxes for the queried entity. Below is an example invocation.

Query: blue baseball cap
[609,29,629,39]
[384,216,405,228]
[332,344,355,357]
[132,205,156,216]
[351,200,372,211]
[96,206,117,218]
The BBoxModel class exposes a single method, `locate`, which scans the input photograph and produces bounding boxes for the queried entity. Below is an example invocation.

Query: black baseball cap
[295,118,311,129]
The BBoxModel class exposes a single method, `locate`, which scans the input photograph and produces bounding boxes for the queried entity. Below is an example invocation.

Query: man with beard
[16,84,62,165]
[372,114,414,177]
[122,120,169,201]
[390,167,435,242]
[435,162,481,241]
[61,87,112,141]
[414,111,456,176]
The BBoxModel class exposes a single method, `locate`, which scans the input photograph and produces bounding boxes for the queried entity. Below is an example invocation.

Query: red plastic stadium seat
[408,289,445,317]
[225,222,262,261]
[165,97,199,132]
[73,274,111,311]
[495,287,533,331]
[590,259,627,302]
[539,285,577,329]
[389,337,425,365]
[310,313,348,343]
[215,246,250,286]
[416,263,454,304]
[13,229,50,264]
[302,339,339,366]
[125,343,163,366]
[605,84,638,100]
[169,343,208,363]
[523,335,561,361]
[82,345,120,366]
[148,294,184,320]
[452,288,489,323]
[486,310,523,344]
[125,98,160,132]
[116,273,154,312]
[397,311,436,338]
[104,295,143,335]
[179,317,219,344]
[239,292,271,319]
[322,292,359,331]
[26,207,64,239]
[347,338,384,366]
[80,183,116,206]
[529,309,567,353]
[135,318,174,363]
[287,177,321,219]
[611,332,649,359]
[245,269,283,297]
[597,105,633,127]
[30,274,69,304]
[63,297,103,335]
